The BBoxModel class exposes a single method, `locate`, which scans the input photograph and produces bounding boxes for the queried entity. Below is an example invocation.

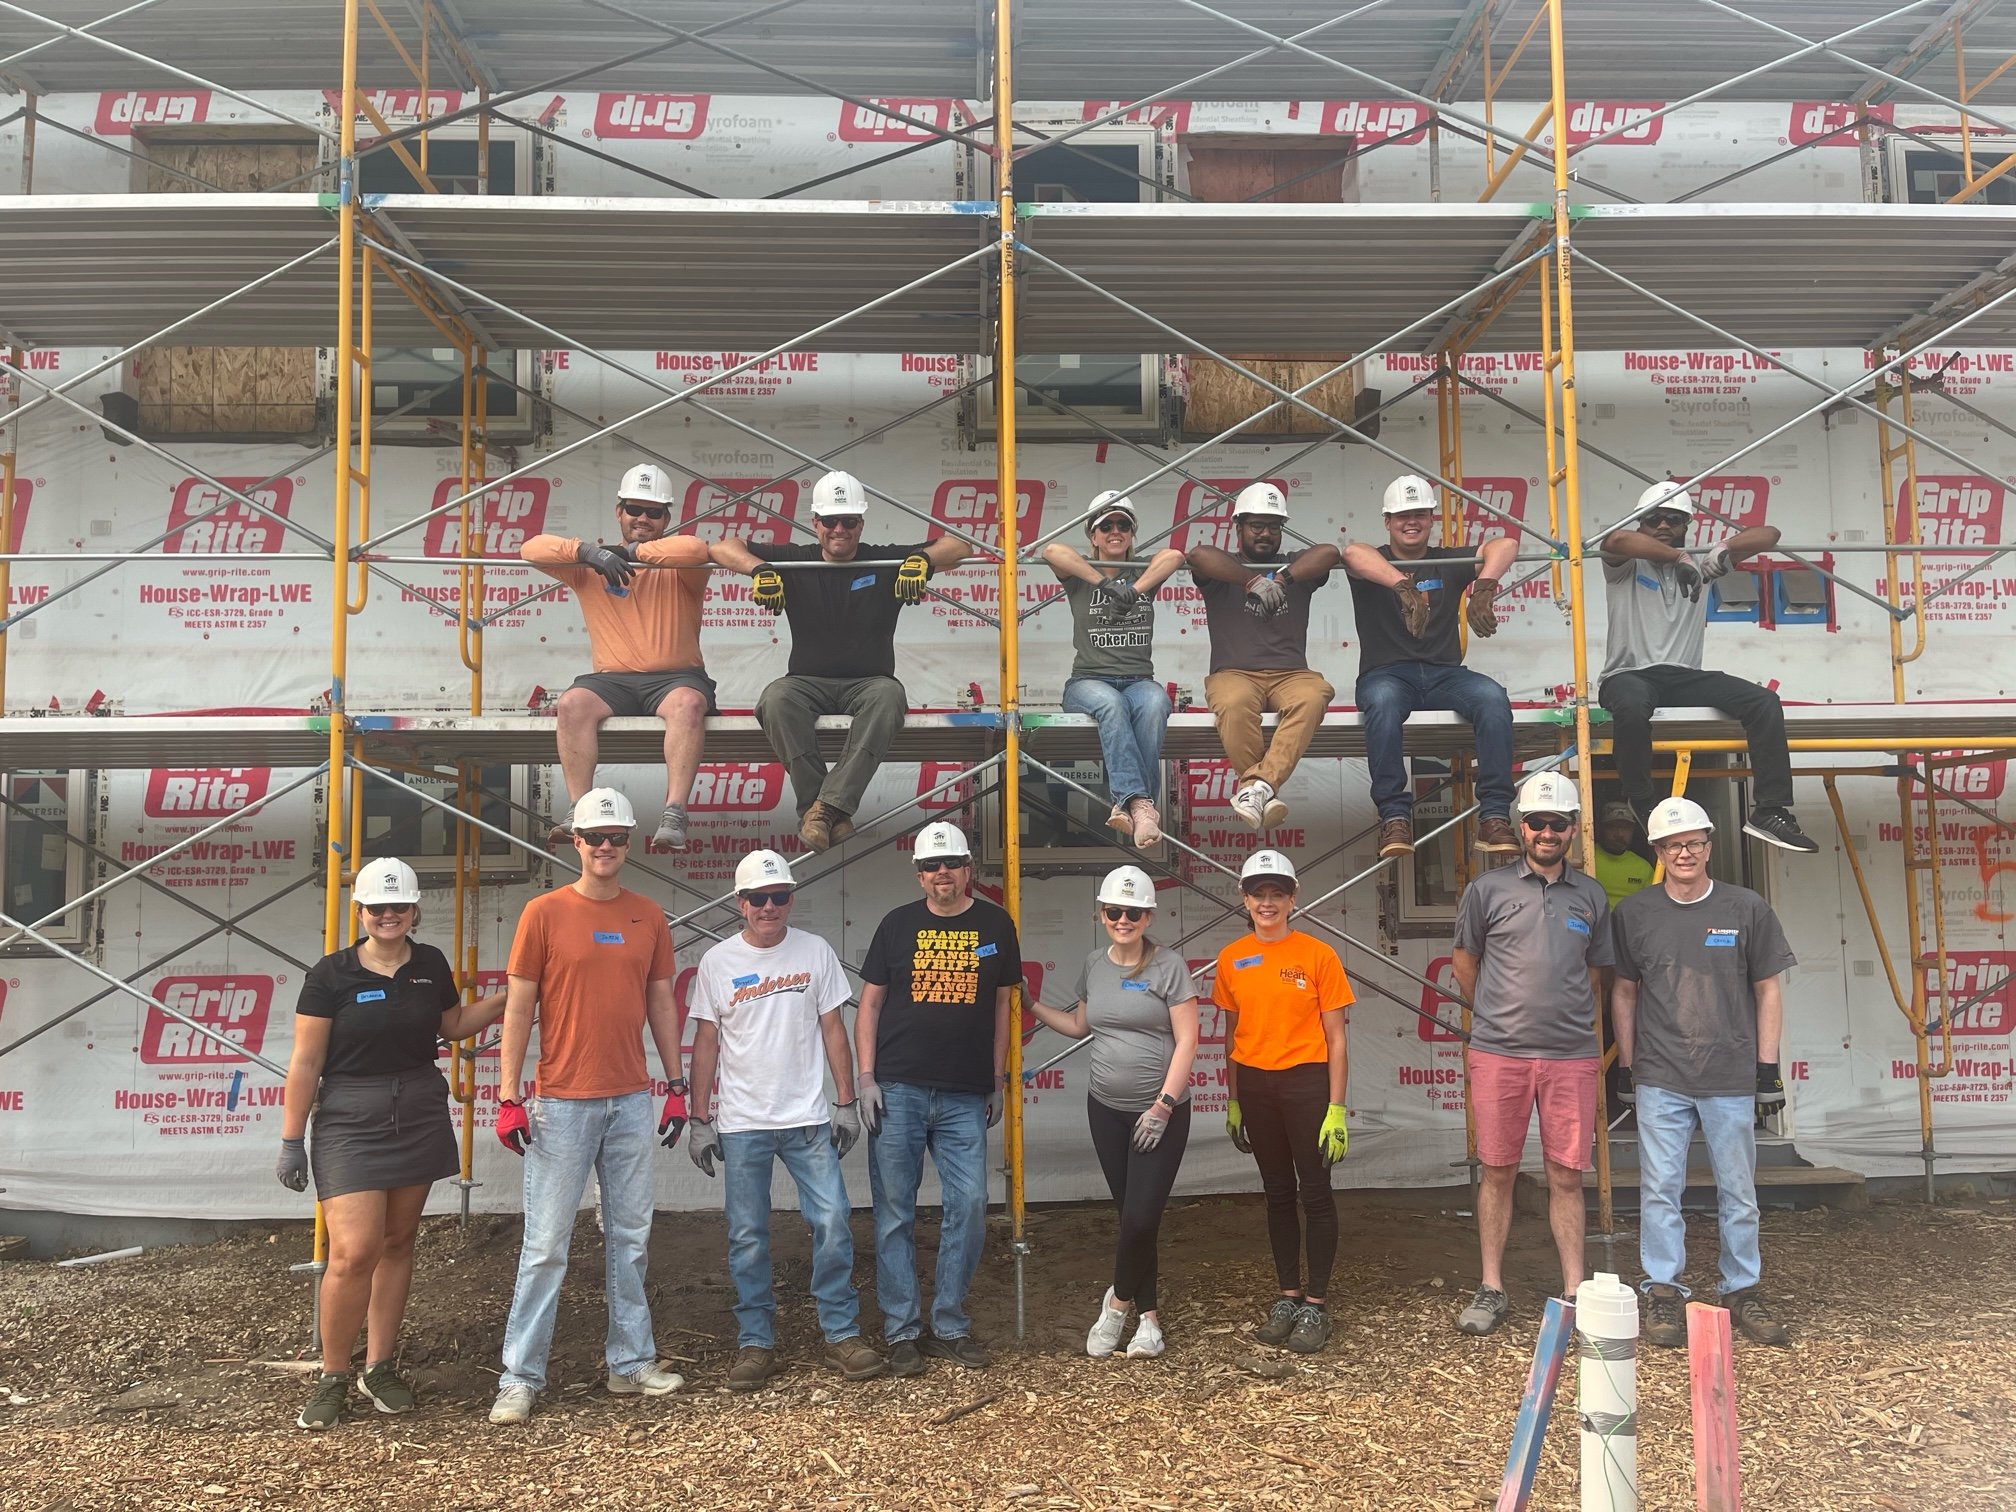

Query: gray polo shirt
[1452,856,1614,1059]
[1599,553,1707,683]
[1072,947,1200,1112]
[1611,880,1796,1098]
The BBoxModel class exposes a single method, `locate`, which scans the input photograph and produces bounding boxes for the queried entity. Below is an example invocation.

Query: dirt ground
[1,1191,2012,1511]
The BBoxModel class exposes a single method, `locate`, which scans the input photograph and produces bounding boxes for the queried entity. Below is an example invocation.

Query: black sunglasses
[818,515,864,530]
[576,829,631,848]
[362,901,414,917]
[1643,510,1690,530]
[619,503,669,520]
[740,890,794,909]
[1093,516,1134,533]
[1102,905,1149,923]
[1522,815,1574,834]
[916,858,967,873]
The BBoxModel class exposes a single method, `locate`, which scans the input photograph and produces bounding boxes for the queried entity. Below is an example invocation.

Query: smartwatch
[1156,1092,1178,1110]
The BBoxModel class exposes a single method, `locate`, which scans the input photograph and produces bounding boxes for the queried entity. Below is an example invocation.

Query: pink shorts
[1467,1048,1600,1171]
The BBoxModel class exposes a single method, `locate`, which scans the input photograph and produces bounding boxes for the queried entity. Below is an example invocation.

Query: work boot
[358,1363,415,1415]
[1255,1296,1302,1347]
[1743,807,1818,854]
[884,1339,926,1378]
[1285,1302,1332,1354]
[1378,818,1415,858]
[296,1371,350,1430]
[830,812,857,844]
[728,1346,783,1393]
[798,801,843,853]
[1105,804,1136,840]
[1474,815,1519,853]
[1457,1285,1509,1337]
[1128,798,1163,847]
[1641,1282,1687,1348]
[1724,1287,1790,1346]
[825,1336,888,1381]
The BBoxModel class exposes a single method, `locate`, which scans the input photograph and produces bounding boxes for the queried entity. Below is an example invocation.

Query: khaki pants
[1204,667,1335,792]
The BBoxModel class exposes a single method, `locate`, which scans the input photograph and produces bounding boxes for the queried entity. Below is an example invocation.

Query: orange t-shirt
[507,884,675,1098]
[520,533,711,674]
[1211,930,1354,1072]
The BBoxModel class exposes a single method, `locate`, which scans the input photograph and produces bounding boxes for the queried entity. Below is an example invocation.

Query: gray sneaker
[488,1383,535,1425]
[296,1371,350,1430]
[651,805,689,853]
[1457,1286,1510,1336]
[1255,1296,1302,1347]
[1285,1302,1332,1354]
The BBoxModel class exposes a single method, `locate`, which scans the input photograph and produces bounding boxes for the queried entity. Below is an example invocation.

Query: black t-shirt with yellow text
[862,897,1024,1094]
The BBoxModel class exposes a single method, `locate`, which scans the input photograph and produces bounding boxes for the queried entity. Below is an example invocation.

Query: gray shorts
[310,1068,459,1199]
[568,668,718,717]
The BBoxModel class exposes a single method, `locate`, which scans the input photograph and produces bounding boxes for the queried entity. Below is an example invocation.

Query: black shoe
[1255,1296,1301,1347]
[1284,1302,1332,1354]
[885,1339,926,1377]
[1724,1286,1790,1346]
[918,1333,991,1370]
[1743,807,1818,854]
[1641,1281,1688,1348]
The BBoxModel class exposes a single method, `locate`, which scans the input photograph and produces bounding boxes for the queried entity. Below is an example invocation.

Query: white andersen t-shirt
[687,926,851,1133]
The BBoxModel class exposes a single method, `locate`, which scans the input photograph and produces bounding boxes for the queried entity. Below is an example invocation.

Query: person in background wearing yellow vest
[1591,800,1656,908]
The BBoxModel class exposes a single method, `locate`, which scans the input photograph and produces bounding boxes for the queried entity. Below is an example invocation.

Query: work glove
[1755,1061,1786,1113]
[1131,1101,1172,1153]
[1615,1065,1636,1106]
[496,1098,531,1155]
[893,553,932,603]
[985,1075,1008,1130]
[856,1074,884,1137]
[1391,579,1432,639]
[579,542,637,591]
[687,1117,722,1178]
[830,1101,862,1159]
[1225,1098,1253,1154]
[276,1137,308,1192]
[1670,557,1705,603]
[751,566,786,614]
[1243,572,1290,618]
[1317,1103,1350,1167]
[1465,578,1502,639]
[658,1080,688,1151]
[1101,578,1141,612]
[1699,544,1735,583]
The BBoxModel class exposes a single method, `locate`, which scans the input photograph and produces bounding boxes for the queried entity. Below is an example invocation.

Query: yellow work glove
[893,553,931,603]
[751,567,785,614]
[1226,1098,1253,1154]
[1317,1103,1350,1167]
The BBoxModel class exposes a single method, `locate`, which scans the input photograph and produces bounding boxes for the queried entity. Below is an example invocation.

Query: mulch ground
[2,1191,2012,1510]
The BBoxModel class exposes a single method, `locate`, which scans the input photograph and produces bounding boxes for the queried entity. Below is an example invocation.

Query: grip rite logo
[679,479,799,545]
[1417,956,1464,1042]
[322,87,464,126]
[422,478,551,557]
[1319,100,1430,145]
[6,478,29,553]
[164,477,294,554]
[1689,475,1770,543]
[1081,100,1192,131]
[96,89,211,133]
[143,976,273,1063]
[1461,477,1529,544]
[838,98,956,142]
[593,92,710,139]
[918,761,978,811]
[1906,475,2006,546]
[931,479,1045,549]
[1938,952,2014,1036]
[1185,760,1237,810]
[1788,102,1894,145]
[144,767,273,818]
[1558,101,1665,146]
[1171,477,1288,554]
[686,762,784,812]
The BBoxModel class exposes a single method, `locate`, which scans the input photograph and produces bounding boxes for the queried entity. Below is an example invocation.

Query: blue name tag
[355,988,387,1003]
[1235,954,1263,969]
[1564,916,1591,936]
[975,942,998,958]
[603,584,630,598]
[593,930,625,945]
[1637,573,1662,592]
[1704,929,1739,948]
[851,573,876,591]
[1121,978,1151,992]
[732,973,760,988]
[1415,578,1442,592]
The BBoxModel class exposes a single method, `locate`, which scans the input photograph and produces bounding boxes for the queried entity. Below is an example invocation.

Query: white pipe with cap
[1575,1272,1639,1512]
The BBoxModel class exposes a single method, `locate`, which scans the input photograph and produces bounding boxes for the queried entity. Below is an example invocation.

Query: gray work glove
[985,1076,1008,1130]
[1131,1102,1172,1153]
[686,1117,722,1178]
[856,1075,884,1138]
[1670,557,1705,602]
[1243,572,1290,618]
[1699,543,1735,583]
[830,1101,862,1159]
[276,1137,309,1192]
[579,542,637,590]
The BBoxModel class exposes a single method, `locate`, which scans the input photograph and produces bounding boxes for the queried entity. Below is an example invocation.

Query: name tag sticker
[1120,977,1151,992]
[1637,573,1661,592]
[355,988,387,1003]
[1704,929,1739,948]
[851,573,877,591]
[975,942,998,958]
[1234,954,1263,969]
[732,973,760,988]
[593,930,625,945]
[603,584,630,598]
[1564,916,1592,936]
[1415,578,1443,592]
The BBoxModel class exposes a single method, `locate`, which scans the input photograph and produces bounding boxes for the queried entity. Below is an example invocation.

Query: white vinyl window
[0,770,94,952]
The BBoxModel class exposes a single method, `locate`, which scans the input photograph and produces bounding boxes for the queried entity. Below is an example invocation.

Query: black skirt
[310,1066,460,1199]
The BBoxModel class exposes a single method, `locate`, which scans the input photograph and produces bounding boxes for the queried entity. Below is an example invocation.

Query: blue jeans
[868,1082,989,1343]
[1356,661,1516,821]
[721,1124,862,1349]
[1635,1083,1763,1295]
[499,1091,657,1392]
[1062,675,1170,807]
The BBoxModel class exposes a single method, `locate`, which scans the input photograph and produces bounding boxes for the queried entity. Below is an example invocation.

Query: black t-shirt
[1346,545,1479,676]
[862,897,1024,1094]
[749,541,928,680]
[295,941,458,1078]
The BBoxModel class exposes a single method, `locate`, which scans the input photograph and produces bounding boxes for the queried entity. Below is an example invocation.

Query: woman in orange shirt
[1212,848,1353,1354]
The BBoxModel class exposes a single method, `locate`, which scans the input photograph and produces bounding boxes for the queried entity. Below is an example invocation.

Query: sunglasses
[1102,905,1149,923]
[1643,511,1691,530]
[818,515,864,530]
[916,858,967,873]
[576,829,631,849]
[1093,516,1134,534]
[619,503,669,521]
[1522,815,1574,834]
[741,889,795,909]
[362,901,414,917]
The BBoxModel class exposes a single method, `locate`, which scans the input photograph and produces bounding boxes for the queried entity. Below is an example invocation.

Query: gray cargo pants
[754,674,907,819]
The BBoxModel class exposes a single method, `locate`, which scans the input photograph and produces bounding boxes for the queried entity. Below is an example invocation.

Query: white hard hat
[1084,490,1137,536]
[1095,865,1157,909]
[914,820,971,862]
[1637,480,1697,517]
[571,787,637,831]
[1383,473,1437,515]
[1239,848,1298,887]
[617,462,677,506]
[354,856,421,907]
[734,849,796,894]
[1645,795,1715,843]
[1515,771,1582,816]
[810,469,865,518]
[1232,481,1289,521]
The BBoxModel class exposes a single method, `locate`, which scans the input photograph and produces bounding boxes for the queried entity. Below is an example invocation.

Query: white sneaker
[1230,781,1272,831]
[608,1362,684,1397]
[1086,1288,1130,1358]
[1261,795,1289,828]
[488,1384,535,1425]
[1126,1315,1166,1358]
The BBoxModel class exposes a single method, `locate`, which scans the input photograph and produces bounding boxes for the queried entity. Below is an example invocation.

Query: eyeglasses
[916,857,967,873]
[1522,815,1574,834]
[740,890,794,909]
[619,503,669,521]
[1093,517,1134,534]
[818,515,864,530]
[576,829,631,849]
[1657,838,1711,856]
[1102,905,1149,923]
[362,901,414,917]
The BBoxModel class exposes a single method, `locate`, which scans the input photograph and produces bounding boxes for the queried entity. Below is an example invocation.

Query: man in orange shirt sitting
[520,462,715,853]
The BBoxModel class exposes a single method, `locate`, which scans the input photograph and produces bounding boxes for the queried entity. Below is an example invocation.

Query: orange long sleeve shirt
[520,533,711,674]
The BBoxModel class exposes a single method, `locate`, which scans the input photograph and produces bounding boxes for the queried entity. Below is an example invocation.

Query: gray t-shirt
[1062,574,1157,680]
[1599,553,1708,683]
[1072,947,1200,1111]
[1452,858,1614,1059]
[1194,548,1330,673]
[1610,881,1797,1098]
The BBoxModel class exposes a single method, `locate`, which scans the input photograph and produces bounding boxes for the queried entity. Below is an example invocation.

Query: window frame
[0,768,98,955]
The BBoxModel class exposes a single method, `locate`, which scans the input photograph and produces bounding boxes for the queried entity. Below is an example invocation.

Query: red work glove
[496,1098,530,1155]
[658,1079,689,1150]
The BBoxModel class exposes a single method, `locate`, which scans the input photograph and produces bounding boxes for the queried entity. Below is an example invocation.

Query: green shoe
[297,1372,351,1430]
[359,1363,416,1415]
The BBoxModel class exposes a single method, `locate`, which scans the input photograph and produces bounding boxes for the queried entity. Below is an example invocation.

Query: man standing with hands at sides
[1449,772,1613,1337]
[855,821,1023,1375]
[488,789,689,1426]
[709,470,967,853]
[1343,473,1520,861]
[1612,796,1797,1348]
[1185,481,1342,832]
[682,849,885,1392]
[521,462,717,853]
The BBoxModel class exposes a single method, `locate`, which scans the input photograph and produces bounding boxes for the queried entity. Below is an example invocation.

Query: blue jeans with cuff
[1062,675,1170,808]
[1635,1082,1763,1295]
[1356,661,1516,822]
[868,1081,989,1344]
[721,1123,862,1349]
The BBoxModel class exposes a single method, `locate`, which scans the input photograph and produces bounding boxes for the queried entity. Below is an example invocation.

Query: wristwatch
[1156,1092,1178,1110]
[667,1078,689,1095]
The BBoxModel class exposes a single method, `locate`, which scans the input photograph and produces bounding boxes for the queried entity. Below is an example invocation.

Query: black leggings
[1086,1094,1191,1313]
[1238,1060,1337,1298]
